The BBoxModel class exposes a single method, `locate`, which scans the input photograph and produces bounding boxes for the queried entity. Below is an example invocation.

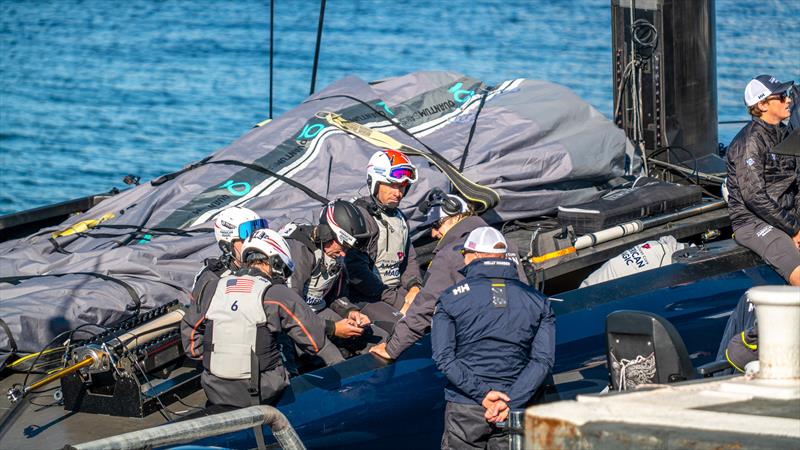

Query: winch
[7,300,201,418]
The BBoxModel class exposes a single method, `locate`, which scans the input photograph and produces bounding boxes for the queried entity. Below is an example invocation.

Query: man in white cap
[431,227,555,449]
[726,74,800,286]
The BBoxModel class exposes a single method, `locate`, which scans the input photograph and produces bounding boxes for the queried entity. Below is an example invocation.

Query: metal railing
[65,405,305,450]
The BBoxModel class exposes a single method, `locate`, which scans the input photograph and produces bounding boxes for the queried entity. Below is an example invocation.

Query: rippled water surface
[1,0,798,214]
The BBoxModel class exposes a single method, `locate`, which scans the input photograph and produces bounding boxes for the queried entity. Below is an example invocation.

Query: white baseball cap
[744,74,794,107]
[462,227,508,254]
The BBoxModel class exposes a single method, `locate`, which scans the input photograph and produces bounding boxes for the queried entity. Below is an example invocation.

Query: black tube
[269,0,274,118]
[309,0,326,95]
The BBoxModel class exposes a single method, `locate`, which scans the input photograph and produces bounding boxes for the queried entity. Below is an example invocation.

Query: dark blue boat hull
[182,248,783,449]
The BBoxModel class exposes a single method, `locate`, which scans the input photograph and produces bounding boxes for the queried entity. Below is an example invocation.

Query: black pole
[269,0,274,118]
[309,0,326,95]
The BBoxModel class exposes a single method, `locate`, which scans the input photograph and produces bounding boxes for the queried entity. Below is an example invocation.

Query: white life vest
[374,209,408,287]
[580,236,687,288]
[205,274,270,379]
[303,249,343,312]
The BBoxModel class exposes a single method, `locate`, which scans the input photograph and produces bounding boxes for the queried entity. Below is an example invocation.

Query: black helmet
[318,200,370,250]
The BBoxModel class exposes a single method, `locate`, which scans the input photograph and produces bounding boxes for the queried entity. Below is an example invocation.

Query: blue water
[1,0,798,215]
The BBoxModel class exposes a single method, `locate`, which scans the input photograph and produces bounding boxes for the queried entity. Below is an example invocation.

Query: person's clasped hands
[482,391,510,423]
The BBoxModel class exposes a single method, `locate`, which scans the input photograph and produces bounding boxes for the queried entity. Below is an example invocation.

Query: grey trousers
[201,365,289,408]
[442,401,509,450]
[734,220,800,282]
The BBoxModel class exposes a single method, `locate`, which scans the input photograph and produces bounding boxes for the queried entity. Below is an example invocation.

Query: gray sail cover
[0,71,639,359]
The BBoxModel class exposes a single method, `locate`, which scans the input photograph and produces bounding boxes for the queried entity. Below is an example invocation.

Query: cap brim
[774,80,795,94]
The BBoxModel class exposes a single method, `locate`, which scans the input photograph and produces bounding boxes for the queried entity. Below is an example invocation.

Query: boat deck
[0,369,210,449]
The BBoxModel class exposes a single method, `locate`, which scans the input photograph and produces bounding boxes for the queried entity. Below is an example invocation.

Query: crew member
[370,189,528,360]
[726,325,759,374]
[282,200,379,350]
[726,74,800,286]
[201,229,343,409]
[346,149,424,311]
[431,227,555,449]
[181,206,268,360]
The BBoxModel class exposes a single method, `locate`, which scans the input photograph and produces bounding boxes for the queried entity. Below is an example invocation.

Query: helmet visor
[238,218,269,240]
[387,165,417,184]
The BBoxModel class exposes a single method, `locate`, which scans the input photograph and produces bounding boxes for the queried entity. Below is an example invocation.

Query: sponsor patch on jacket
[452,284,470,295]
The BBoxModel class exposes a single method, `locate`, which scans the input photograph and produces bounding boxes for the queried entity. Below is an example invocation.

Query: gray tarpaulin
[0,71,640,358]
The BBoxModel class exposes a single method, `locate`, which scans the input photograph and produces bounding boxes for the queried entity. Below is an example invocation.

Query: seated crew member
[431,227,555,449]
[282,200,381,349]
[201,229,343,409]
[726,74,800,286]
[181,206,268,360]
[346,149,423,310]
[370,189,528,360]
[726,325,759,374]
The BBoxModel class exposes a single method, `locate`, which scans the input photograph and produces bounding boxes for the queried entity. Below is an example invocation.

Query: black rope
[459,89,488,172]
[309,0,326,95]
[210,159,329,204]
[0,319,18,355]
[151,158,329,205]
[269,0,274,118]
[1,272,142,314]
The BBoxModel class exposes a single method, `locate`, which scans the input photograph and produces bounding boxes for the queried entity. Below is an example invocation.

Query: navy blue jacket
[431,258,555,408]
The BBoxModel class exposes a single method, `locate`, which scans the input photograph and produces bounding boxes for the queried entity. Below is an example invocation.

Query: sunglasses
[238,218,269,240]
[765,92,788,103]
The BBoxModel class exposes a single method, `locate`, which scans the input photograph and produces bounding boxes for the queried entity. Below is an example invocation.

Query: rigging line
[459,89,489,172]
[151,158,329,205]
[309,0,327,95]
[1,272,142,314]
[269,0,274,119]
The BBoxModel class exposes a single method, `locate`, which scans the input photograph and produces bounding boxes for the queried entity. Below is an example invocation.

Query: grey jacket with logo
[385,216,528,358]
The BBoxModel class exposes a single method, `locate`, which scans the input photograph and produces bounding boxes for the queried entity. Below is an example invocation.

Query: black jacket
[431,258,555,408]
[345,196,423,308]
[726,117,799,236]
[285,225,359,336]
[180,257,228,360]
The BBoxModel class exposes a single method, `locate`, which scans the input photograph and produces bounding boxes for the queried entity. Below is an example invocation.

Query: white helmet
[213,207,262,244]
[241,229,295,280]
[366,149,418,196]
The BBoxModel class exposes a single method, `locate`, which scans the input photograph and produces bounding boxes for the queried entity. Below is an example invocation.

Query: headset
[420,188,464,216]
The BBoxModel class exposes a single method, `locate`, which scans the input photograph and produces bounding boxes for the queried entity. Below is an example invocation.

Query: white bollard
[748,286,800,380]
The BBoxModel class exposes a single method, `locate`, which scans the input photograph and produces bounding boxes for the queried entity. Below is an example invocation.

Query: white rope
[611,351,657,390]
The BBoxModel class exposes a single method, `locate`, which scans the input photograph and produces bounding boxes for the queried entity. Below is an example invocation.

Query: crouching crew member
[346,149,424,311]
[181,206,269,360]
[201,229,343,410]
[282,200,380,350]
[432,227,555,450]
[371,189,528,360]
